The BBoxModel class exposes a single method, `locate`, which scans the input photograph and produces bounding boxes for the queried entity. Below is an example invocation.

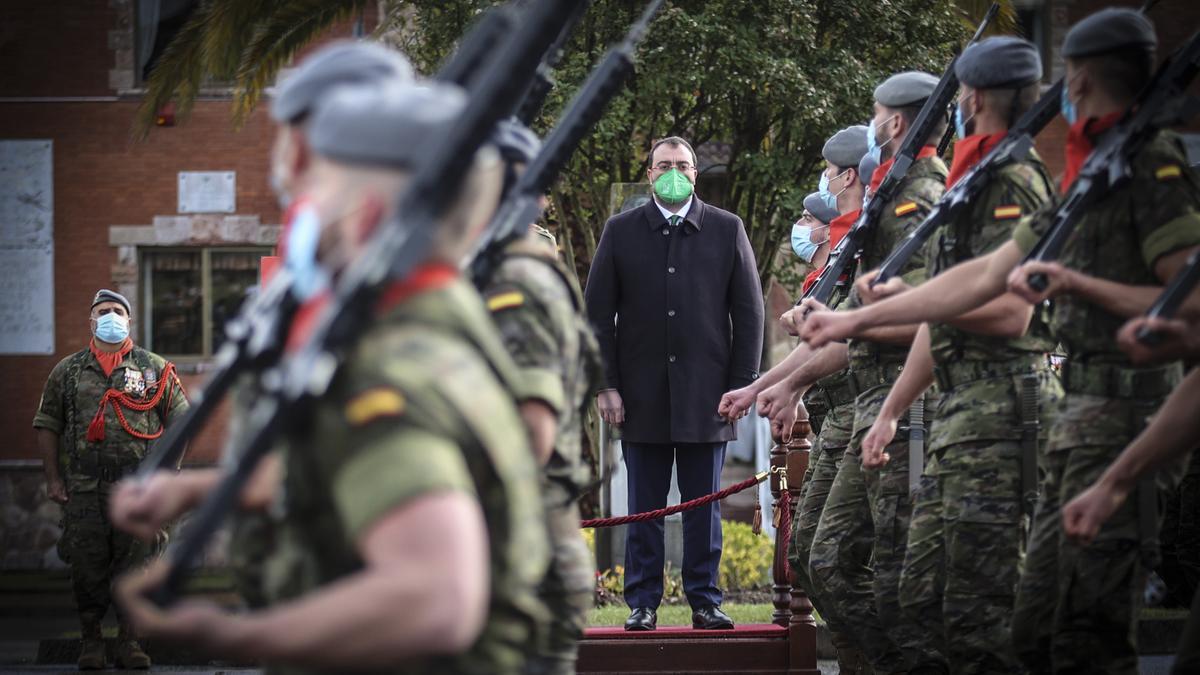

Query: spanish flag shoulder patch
[345,387,406,426]
[894,201,919,217]
[486,291,525,312]
[993,205,1022,220]
[1156,165,1182,181]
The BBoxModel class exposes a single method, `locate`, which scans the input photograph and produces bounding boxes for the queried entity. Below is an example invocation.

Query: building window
[136,0,201,83]
[1014,0,1049,80]
[141,247,270,357]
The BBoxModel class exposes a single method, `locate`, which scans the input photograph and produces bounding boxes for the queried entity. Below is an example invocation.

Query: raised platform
[579,623,819,674]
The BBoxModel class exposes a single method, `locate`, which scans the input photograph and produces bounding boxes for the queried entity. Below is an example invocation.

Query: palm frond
[132,1,218,138]
[201,0,281,79]
[231,0,369,126]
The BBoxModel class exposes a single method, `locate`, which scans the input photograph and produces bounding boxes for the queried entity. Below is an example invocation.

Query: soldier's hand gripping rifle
[134,2,538,479]
[801,3,999,310]
[1021,30,1200,291]
[469,0,666,288]
[145,0,582,607]
[1136,249,1200,345]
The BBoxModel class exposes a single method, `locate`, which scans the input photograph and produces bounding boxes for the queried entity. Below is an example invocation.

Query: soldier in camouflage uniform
[117,82,550,674]
[803,71,947,674]
[778,127,872,674]
[484,217,601,674]
[831,38,1063,674]
[803,9,1200,672]
[34,288,189,670]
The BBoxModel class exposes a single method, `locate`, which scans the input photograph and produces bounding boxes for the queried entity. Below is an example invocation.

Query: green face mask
[653,168,694,204]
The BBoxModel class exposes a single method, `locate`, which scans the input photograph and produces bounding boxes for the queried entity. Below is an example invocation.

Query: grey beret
[308,82,467,168]
[92,289,130,314]
[821,125,869,170]
[271,41,415,123]
[858,152,878,186]
[492,118,542,165]
[802,192,839,224]
[956,36,1042,89]
[1063,8,1156,59]
[874,71,939,108]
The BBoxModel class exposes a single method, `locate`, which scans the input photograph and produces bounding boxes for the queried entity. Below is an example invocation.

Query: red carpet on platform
[579,623,819,674]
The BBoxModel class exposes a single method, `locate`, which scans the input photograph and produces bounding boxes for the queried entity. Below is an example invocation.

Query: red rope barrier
[581,471,768,528]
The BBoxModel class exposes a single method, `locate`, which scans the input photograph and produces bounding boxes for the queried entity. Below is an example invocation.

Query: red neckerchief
[870,145,939,194]
[276,195,315,258]
[1061,112,1122,193]
[802,209,860,294]
[946,132,1005,188]
[90,337,133,377]
[283,264,459,354]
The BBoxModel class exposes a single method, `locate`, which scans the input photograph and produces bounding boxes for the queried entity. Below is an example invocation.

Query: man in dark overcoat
[585,136,764,630]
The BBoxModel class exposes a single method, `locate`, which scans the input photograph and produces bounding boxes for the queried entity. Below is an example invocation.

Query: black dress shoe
[624,607,657,631]
[692,604,734,630]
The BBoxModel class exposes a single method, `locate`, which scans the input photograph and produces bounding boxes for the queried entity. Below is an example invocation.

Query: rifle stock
[149,0,581,606]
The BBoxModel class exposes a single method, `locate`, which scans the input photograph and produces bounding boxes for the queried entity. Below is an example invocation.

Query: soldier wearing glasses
[585,136,764,631]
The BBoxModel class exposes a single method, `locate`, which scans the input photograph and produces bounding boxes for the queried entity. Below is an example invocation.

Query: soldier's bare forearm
[857,323,921,346]
[946,293,1034,338]
[1095,369,1200,496]
[35,429,60,482]
[858,241,1020,331]
[786,343,849,391]
[755,341,814,391]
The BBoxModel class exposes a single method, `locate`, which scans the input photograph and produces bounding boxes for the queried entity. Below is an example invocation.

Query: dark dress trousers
[585,196,764,609]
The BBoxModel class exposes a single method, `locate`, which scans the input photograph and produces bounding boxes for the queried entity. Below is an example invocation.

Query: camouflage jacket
[846,153,948,373]
[483,232,602,498]
[925,151,1058,363]
[33,344,188,492]
[264,277,549,675]
[1013,129,1200,363]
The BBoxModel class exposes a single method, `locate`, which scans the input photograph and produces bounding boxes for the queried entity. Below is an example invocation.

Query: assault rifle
[135,1,555,478]
[148,0,582,606]
[872,81,1062,285]
[1021,30,1200,291]
[802,2,998,308]
[469,0,666,287]
[1136,249,1200,345]
[515,1,592,125]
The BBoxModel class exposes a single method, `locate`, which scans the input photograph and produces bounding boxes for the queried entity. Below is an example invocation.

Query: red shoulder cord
[86,362,181,443]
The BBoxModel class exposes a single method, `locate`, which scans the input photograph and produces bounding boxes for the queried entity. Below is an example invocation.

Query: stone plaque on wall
[178,171,236,213]
[0,140,54,355]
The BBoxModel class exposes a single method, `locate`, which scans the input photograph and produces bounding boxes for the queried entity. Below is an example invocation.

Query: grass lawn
[588,603,775,627]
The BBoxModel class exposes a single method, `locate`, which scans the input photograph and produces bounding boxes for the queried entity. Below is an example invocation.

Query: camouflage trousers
[228,510,276,609]
[809,385,925,674]
[1158,449,1200,609]
[527,493,593,675]
[57,488,155,631]
[899,439,1025,675]
[1011,393,1176,674]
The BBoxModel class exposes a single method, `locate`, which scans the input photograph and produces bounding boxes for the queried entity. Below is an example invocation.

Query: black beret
[92,289,130,314]
[491,118,542,166]
[821,125,869,169]
[308,82,466,169]
[956,36,1042,88]
[1063,7,1156,59]
[874,71,939,108]
[271,41,414,123]
[803,192,839,224]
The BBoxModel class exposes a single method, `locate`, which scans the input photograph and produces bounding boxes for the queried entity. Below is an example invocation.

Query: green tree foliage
[386,0,967,289]
[141,0,979,290]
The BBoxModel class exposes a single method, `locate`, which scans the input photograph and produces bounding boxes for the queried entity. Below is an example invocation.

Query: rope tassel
[86,363,179,443]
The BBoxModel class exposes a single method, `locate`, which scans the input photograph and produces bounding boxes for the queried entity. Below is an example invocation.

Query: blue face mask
[1060,80,1078,125]
[867,115,895,164]
[818,168,850,211]
[954,94,975,139]
[94,312,129,344]
[284,202,331,301]
[791,223,821,263]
